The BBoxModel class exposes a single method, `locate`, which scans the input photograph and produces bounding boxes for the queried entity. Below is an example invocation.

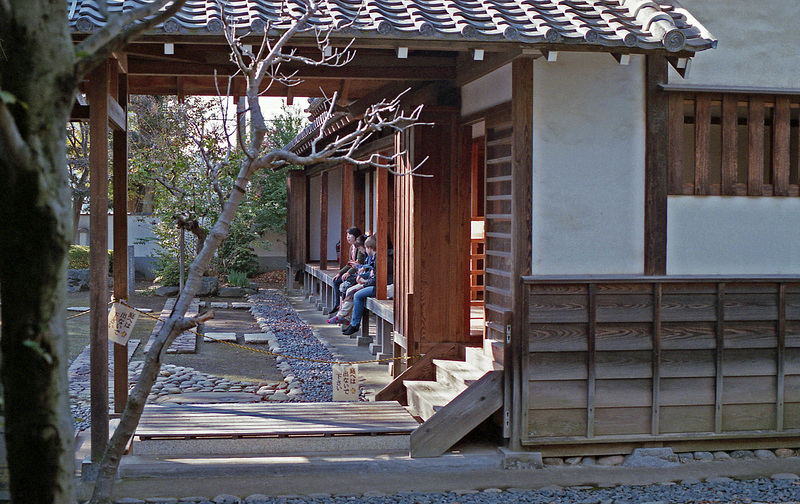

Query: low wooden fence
[521,276,800,455]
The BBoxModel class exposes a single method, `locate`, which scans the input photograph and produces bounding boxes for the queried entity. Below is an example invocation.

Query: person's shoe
[326,316,340,324]
[330,304,339,313]
[342,324,360,335]
[338,318,350,326]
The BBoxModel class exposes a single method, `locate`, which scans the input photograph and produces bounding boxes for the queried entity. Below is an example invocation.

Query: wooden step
[465,346,502,373]
[404,380,461,421]
[484,338,504,366]
[432,359,485,394]
[410,370,504,458]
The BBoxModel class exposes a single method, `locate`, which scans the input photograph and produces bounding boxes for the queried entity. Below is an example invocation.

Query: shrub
[68,245,114,274]
[227,270,249,288]
[68,245,90,269]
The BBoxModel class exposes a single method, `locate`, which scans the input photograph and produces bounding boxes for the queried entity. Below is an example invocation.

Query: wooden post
[376,164,389,300]
[89,60,110,461]
[112,68,129,413]
[341,164,354,268]
[748,96,765,196]
[286,170,307,273]
[645,55,668,276]
[510,57,533,451]
[320,171,328,270]
[353,170,366,234]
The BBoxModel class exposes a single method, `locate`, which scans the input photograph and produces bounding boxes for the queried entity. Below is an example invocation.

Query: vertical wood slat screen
[523,277,800,448]
[483,116,514,340]
[668,92,800,197]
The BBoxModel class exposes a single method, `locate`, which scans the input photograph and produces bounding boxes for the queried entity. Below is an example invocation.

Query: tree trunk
[0,3,79,503]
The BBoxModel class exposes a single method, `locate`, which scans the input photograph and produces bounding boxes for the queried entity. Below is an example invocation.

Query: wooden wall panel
[523,277,800,451]
[483,115,514,325]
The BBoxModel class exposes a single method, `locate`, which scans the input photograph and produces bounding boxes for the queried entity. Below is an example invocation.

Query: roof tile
[68,0,716,53]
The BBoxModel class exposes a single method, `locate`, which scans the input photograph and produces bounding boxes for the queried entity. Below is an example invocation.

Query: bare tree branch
[75,0,188,78]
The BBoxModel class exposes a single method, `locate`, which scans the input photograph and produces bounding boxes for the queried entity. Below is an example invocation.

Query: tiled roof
[69,0,716,53]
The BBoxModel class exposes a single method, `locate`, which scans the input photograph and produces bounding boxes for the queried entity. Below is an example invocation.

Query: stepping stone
[231,302,250,309]
[68,306,90,312]
[203,332,237,342]
[209,302,229,309]
[136,308,153,313]
[243,332,274,344]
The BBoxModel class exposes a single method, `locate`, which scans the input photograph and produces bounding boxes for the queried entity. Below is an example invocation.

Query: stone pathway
[143,298,200,354]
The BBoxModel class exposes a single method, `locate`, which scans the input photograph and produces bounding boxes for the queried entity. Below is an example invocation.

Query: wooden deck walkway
[132,401,421,455]
[135,401,420,440]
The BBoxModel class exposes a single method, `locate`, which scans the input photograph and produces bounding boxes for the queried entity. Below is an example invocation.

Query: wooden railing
[669,92,800,197]
[521,275,800,455]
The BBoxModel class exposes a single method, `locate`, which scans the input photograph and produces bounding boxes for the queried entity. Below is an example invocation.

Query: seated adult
[342,235,377,335]
[330,226,363,313]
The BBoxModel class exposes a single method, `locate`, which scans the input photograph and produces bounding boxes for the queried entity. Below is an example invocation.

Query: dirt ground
[62,270,288,384]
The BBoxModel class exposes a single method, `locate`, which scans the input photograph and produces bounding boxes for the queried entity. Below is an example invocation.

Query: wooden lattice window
[668,93,800,196]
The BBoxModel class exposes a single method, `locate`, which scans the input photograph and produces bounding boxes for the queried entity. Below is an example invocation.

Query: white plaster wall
[669,1,800,89]
[308,175,321,261]
[461,64,512,117]
[532,52,646,275]
[77,214,160,256]
[667,196,800,275]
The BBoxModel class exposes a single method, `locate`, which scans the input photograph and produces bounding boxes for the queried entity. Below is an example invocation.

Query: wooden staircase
[376,339,504,458]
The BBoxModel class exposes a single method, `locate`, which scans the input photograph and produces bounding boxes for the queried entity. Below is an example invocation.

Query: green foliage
[67,245,114,274]
[127,97,306,282]
[68,245,90,269]
[227,270,250,288]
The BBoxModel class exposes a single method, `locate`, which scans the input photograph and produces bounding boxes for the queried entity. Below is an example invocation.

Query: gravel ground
[104,477,800,503]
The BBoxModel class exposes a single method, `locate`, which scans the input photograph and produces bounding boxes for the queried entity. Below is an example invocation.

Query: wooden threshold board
[135,401,421,440]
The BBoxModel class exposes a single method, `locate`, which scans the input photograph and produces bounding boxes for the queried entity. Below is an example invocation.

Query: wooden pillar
[286,170,308,272]
[341,164,354,268]
[353,170,366,233]
[89,60,110,461]
[645,55,669,275]
[376,165,389,299]
[510,57,533,451]
[112,65,129,413]
[320,171,329,269]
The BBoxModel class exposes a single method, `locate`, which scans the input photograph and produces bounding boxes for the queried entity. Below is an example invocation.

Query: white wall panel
[461,64,512,117]
[532,52,646,275]
[667,196,800,275]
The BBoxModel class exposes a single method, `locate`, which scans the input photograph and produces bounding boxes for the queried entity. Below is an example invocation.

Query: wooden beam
[113,70,129,414]
[107,95,126,132]
[286,170,308,270]
[376,163,389,300]
[748,96,765,196]
[721,94,738,196]
[773,96,791,197]
[644,55,669,276]
[694,94,711,195]
[509,56,533,451]
[353,170,366,234]
[88,59,110,461]
[667,93,684,195]
[320,171,329,270]
[340,164,354,268]
[714,283,725,434]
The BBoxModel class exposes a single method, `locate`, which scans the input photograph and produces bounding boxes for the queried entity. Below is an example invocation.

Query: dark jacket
[338,245,366,276]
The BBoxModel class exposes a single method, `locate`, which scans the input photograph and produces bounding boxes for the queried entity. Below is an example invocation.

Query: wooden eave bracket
[667,56,692,78]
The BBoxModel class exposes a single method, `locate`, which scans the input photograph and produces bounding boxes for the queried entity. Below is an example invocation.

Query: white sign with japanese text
[108,303,140,345]
[332,363,359,401]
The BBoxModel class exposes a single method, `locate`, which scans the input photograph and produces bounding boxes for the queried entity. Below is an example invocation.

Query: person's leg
[344,286,374,333]
[331,277,344,310]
